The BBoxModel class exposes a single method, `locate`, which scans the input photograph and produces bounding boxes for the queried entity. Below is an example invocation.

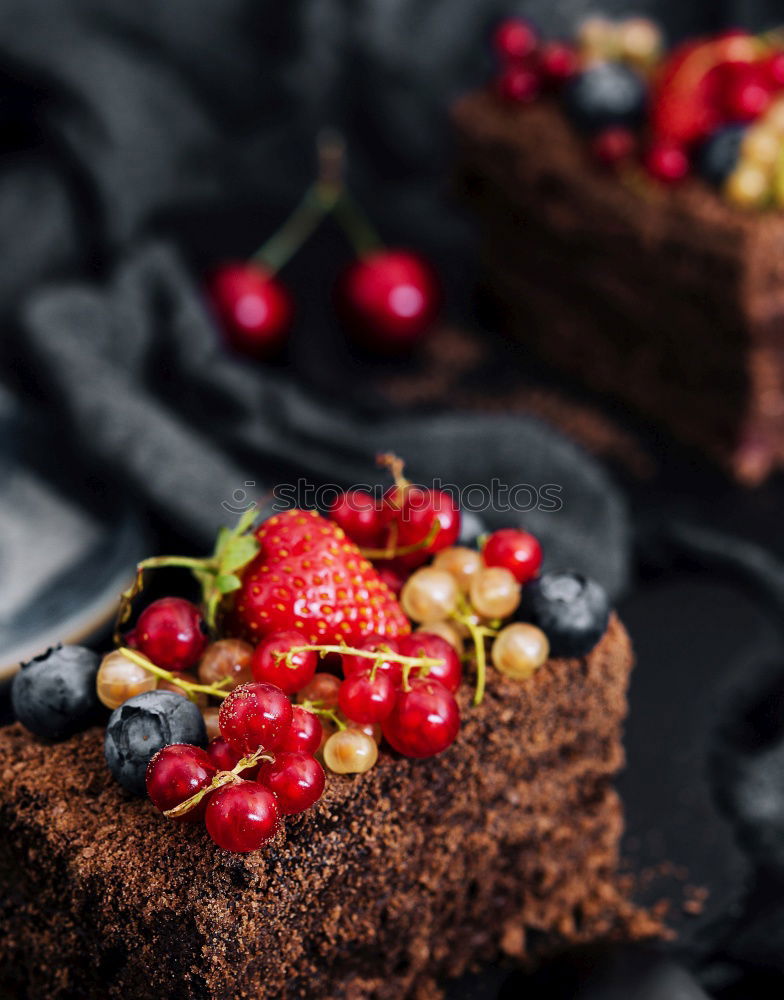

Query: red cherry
[258,751,325,815]
[338,668,397,724]
[398,634,462,694]
[762,51,784,90]
[540,41,578,86]
[495,64,540,104]
[338,250,441,353]
[205,781,279,852]
[644,143,690,183]
[342,636,402,686]
[136,597,208,673]
[591,127,636,167]
[146,744,216,823]
[328,490,385,547]
[279,705,323,755]
[250,631,317,695]
[482,529,543,584]
[218,681,293,755]
[382,678,460,758]
[383,487,461,571]
[208,262,293,359]
[721,64,771,120]
[376,566,406,596]
[493,18,538,61]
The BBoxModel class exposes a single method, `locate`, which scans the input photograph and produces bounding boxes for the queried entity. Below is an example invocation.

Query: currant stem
[299,701,346,731]
[273,644,441,672]
[465,619,488,707]
[163,746,274,819]
[118,647,232,701]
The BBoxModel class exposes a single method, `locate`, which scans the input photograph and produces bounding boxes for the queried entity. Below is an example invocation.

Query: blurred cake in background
[455,16,784,484]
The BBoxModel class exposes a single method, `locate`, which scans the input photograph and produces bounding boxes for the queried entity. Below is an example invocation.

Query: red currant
[493,18,538,61]
[495,64,540,104]
[258,751,325,815]
[338,250,441,353]
[342,636,402,686]
[279,705,323,754]
[208,262,293,359]
[218,681,293,755]
[644,143,690,183]
[723,69,771,121]
[296,672,341,709]
[383,487,461,571]
[382,678,460,758]
[146,744,216,823]
[762,51,784,90]
[207,736,244,773]
[328,490,384,547]
[250,631,317,695]
[591,127,636,168]
[482,529,543,584]
[205,781,279,852]
[135,597,208,673]
[338,668,397,724]
[398,633,462,693]
[539,41,578,86]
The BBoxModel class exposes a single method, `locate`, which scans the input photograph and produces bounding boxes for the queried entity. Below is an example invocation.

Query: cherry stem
[299,700,346,731]
[252,184,337,274]
[163,746,274,819]
[377,452,409,492]
[117,647,232,701]
[332,189,382,258]
[358,519,439,560]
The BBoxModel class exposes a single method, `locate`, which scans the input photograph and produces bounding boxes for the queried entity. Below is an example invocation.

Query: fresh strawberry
[232,509,410,645]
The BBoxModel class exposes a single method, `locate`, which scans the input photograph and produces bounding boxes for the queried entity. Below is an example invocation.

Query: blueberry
[12,645,101,740]
[697,124,746,186]
[104,690,207,796]
[517,571,609,658]
[563,62,646,133]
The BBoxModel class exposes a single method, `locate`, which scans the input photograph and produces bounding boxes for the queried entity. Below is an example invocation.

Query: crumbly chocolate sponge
[0,615,657,1000]
[454,90,784,486]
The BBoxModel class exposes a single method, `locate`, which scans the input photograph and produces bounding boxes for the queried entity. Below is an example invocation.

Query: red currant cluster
[207,134,440,359]
[492,17,579,105]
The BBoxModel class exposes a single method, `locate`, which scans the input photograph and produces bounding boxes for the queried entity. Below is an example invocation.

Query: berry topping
[382,679,460,759]
[146,744,217,822]
[398,633,462,693]
[400,567,460,624]
[250,631,318,695]
[104,690,207,796]
[207,736,245,773]
[540,42,578,87]
[208,262,293,359]
[323,728,378,774]
[379,458,461,570]
[280,705,323,755]
[697,124,746,185]
[258,751,325,815]
[644,142,690,183]
[342,636,402,686]
[493,18,538,61]
[96,650,157,710]
[338,668,397,724]
[517,572,609,658]
[482,529,543,584]
[469,566,521,620]
[135,597,208,673]
[218,681,293,755]
[234,508,409,646]
[496,64,540,104]
[328,489,385,547]
[197,639,253,691]
[205,781,280,852]
[432,546,483,592]
[491,623,550,680]
[563,63,647,133]
[591,126,636,167]
[12,645,100,741]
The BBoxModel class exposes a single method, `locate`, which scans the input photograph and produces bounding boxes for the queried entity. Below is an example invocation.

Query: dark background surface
[4,1,784,998]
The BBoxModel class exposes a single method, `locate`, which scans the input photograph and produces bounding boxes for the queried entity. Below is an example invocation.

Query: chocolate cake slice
[0,615,652,1000]
[454,91,784,484]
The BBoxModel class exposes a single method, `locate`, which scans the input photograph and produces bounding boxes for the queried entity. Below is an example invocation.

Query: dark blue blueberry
[12,645,101,740]
[697,124,746,186]
[517,571,609,658]
[104,690,207,796]
[458,510,487,548]
[563,62,646,133]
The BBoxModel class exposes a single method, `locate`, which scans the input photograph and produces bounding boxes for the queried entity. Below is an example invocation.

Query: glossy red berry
[382,678,460,759]
[540,41,578,86]
[135,597,208,673]
[762,51,784,90]
[495,64,540,104]
[376,566,406,596]
[250,631,317,695]
[146,744,216,823]
[208,262,293,359]
[207,736,247,773]
[644,143,690,183]
[338,668,397,724]
[338,250,441,353]
[258,751,325,815]
[722,65,771,121]
[384,487,461,571]
[205,781,280,852]
[398,633,462,693]
[591,127,636,167]
[482,528,543,584]
[328,490,385,547]
[342,636,402,686]
[279,705,323,755]
[218,681,293,755]
[493,18,538,61]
